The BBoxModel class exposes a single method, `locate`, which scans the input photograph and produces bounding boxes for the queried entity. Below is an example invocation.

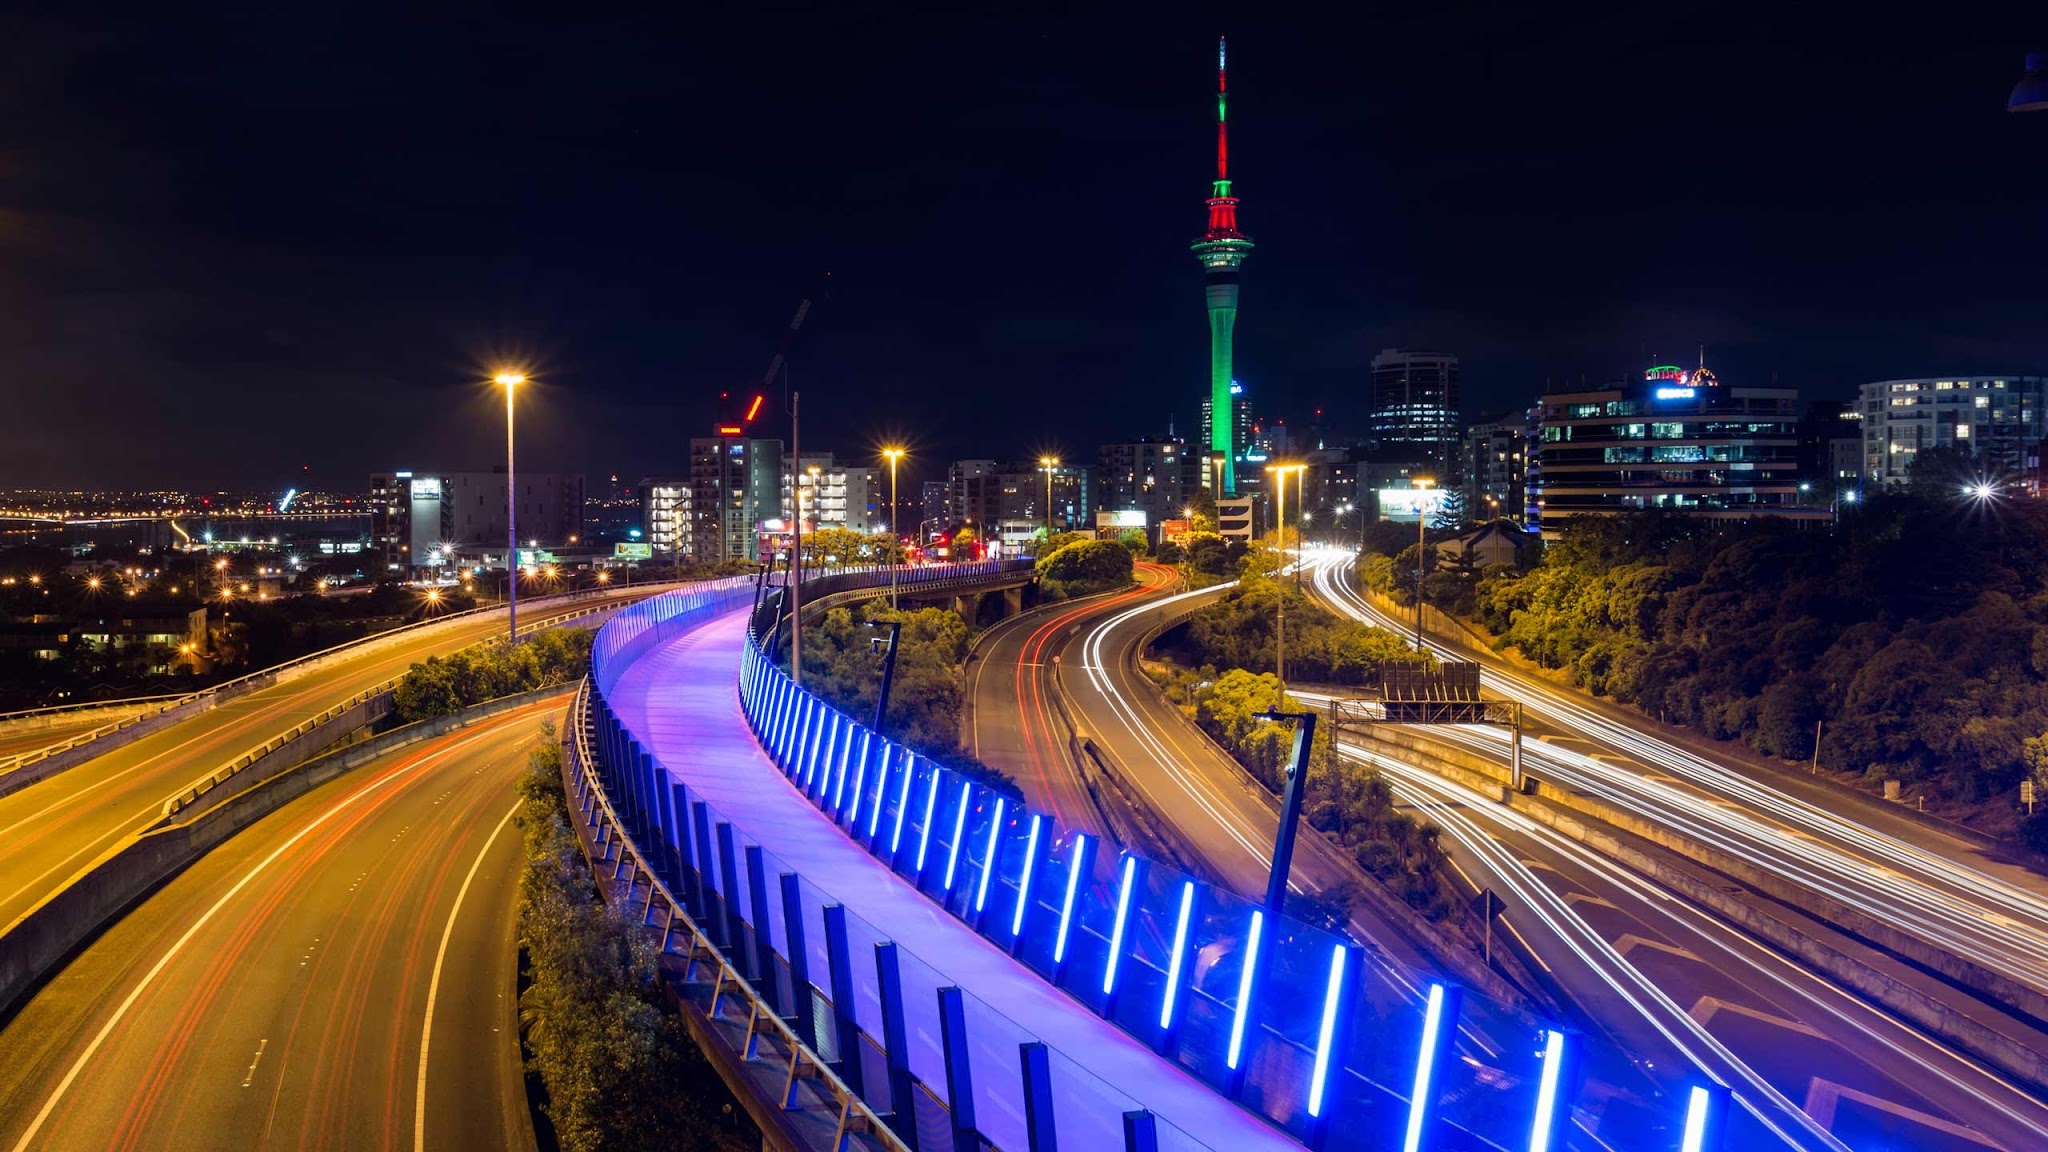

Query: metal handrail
[157,600,619,821]
[3,587,652,779]
[564,678,909,1152]
[0,694,189,724]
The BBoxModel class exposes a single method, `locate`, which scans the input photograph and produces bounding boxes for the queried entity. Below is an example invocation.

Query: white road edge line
[416,800,521,1152]
[5,718,526,1152]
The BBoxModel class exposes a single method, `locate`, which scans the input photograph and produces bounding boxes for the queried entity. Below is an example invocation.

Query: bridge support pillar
[949,591,981,623]
[1002,585,1024,619]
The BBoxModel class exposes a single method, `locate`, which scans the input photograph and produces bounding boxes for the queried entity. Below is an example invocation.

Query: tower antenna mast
[1192,37,1254,497]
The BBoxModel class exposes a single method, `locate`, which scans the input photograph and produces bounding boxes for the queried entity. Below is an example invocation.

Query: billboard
[1097,510,1148,530]
[614,542,653,559]
[1376,489,1434,522]
[1161,518,1192,538]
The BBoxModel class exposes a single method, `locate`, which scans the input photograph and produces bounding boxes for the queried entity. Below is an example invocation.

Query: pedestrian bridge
[579,564,1729,1152]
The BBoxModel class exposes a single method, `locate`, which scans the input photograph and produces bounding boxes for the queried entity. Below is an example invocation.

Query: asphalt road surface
[1300,550,2048,1151]
[0,699,556,1152]
[0,589,648,935]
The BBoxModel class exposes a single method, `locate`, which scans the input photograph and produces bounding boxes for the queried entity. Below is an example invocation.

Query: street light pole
[1267,463,1303,694]
[1039,455,1060,546]
[1412,476,1435,653]
[495,372,525,646]
[882,447,905,609]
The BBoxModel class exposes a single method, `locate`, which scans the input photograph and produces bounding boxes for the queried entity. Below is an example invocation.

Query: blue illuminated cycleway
[606,607,1293,1152]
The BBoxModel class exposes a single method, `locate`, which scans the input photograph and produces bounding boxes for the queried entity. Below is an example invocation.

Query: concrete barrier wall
[1352,726,2048,1095]
[0,672,281,801]
[0,686,572,1016]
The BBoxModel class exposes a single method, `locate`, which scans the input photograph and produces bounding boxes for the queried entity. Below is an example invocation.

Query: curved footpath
[606,604,1296,1152]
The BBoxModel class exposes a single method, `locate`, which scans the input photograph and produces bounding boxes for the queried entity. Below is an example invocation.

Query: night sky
[4,3,2044,492]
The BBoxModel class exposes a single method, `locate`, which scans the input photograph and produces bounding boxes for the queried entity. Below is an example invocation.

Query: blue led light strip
[942,780,973,891]
[1307,944,1348,1118]
[914,768,942,872]
[1159,881,1196,1030]
[888,754,917,854]
[1011,815,1043,937]
[1529,1030,1567,1152]
[1226,909,1264,1069]
[1404,984,1448,1152]
[1103,854,1138,995]
[1053,834,1089,964]
[974,797,1007,912]
[866,747,891,839]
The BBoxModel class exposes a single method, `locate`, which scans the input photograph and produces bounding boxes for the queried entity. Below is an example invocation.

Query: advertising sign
[614,542,654,559]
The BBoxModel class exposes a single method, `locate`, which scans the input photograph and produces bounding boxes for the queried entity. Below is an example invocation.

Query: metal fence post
[672,781,703,917]
[1122,1110,1158,1152]
[716,823,748,972]
[691,802,722,948]
[780,873,817,1049]
[822,904,864,1097]
[1020,1041,1058,1152]
[744,844,780,1015]
[938,988,980,1151]
[873,942,919,1149]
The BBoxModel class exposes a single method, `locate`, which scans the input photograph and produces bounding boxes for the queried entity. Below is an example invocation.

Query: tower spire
[1216,37,1229,188]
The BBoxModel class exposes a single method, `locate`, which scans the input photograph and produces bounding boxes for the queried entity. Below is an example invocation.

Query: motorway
[0,722,105,763]
[0,698,555,1152]
[0,589,649,936]
[1299,550,2048,1151]
[966,562,1445,1001]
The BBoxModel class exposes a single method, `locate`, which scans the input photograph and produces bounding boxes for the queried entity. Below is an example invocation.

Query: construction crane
[723,272,830,434]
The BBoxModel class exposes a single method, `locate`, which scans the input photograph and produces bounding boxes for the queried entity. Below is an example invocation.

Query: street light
[882,447,906,609]
[1411,477,1436,653]
[2011,53,2048,113]
[1266,462,1306,694]
[1039,455,1061,544]
[494,371,526,646]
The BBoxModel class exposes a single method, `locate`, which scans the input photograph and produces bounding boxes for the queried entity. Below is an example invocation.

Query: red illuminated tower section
[1192,36,1253,496]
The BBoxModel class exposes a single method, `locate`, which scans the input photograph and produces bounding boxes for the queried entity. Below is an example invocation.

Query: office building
[1097,436,1196,524]
[1370,349,1462,473]
[1527,364,1809,526]
[1199,382,1256,491]
[371,469,586,573]
[1857,376,2048,488]
[685,436,784,564]
[1797,401,1864,499]
[1463,415,1527,522]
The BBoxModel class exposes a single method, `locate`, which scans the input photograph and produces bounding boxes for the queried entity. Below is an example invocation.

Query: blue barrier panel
[938,988,979,1152]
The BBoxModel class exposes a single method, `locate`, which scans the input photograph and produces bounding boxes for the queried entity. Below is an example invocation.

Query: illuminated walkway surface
[606,606,1297,1152]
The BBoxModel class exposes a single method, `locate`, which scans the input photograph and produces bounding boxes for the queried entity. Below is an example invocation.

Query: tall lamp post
[1266,462,1305,694]
[494,372,525,646]
[1039,455,1060,546]
[1411,476,1435,653]
[882,447,905,609]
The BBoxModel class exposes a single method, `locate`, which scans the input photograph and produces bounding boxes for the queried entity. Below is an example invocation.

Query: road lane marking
[4,716,533,1152]
[415,800,521,1152]
[241,1039,268,1087]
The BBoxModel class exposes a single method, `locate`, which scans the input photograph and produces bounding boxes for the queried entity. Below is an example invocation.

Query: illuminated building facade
[1370,349,1462,475]
[1857,376,2048,488]
[1528,365,1809,526]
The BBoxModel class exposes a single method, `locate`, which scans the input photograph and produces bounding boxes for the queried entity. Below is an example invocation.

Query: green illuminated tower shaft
[1192,36,1253,496]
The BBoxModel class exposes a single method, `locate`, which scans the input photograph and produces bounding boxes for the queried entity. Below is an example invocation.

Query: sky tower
[1192,36,1253,496]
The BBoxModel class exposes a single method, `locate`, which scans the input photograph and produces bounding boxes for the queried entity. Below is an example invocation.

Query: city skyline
[2,6,2044,494]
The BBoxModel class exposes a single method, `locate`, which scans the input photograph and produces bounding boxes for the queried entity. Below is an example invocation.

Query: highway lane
[0,699,553,1152]
[1299,552,2048,1149]
[0,588,650,935]
[0,722,104,762]
[964,564,1182,839]
[1307,553,2048,1026]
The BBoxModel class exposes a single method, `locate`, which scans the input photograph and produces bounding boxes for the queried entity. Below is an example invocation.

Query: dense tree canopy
[1172,547,1429,686]
[1463,497,2048,843]
[1035,538,1135,600]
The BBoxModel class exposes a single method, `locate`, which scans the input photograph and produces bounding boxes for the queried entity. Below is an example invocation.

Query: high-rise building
[1370,349,1462,474]
[685,436,783,563]
[1857,376,2048,488]
[947,460,1001,535]
[1527,364,1810,526]
[920,480,949,534]
[641,477,692,558]
[1198,381,1255,484]
[371,469,584,573]
[1191,38,1254,497]
[1462,415,1527,522]
[789,455,879,533]
[1098,436,1197,524]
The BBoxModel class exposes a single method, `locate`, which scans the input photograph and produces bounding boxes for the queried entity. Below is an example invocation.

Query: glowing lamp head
[493,372,526,388]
